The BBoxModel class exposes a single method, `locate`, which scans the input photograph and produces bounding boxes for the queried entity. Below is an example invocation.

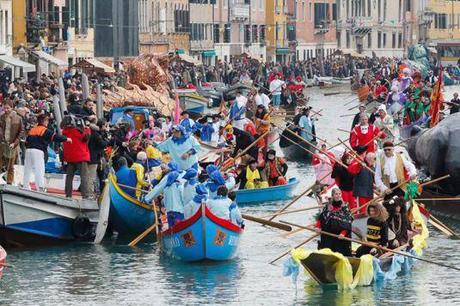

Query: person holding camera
[62,116,91,199]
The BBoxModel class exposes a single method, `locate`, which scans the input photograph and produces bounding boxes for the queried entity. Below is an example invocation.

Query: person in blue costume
[179,111,198,134]
[156,124,201,171]
[183,168,199,205]
[228,191,244,228]
[200,117,215,142]
[115,157,137,198]
[144,161,185,228]
[207,186,243,227]
[184,184,208,219]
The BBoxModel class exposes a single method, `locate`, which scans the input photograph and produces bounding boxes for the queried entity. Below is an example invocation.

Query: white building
[336,0,416,57]
[0,0,12,56]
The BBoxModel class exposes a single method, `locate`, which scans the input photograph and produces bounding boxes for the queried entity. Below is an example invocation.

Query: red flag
[430,66,444,127]
[174,93,181,125]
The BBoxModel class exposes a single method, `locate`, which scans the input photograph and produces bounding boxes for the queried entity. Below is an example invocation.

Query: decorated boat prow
[235,177,299,204]
[162,204,243,262]
[108,174,156,236]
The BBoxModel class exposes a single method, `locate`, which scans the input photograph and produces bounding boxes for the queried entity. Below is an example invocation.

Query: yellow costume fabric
[130,163,150,198]
[245,166,268,189]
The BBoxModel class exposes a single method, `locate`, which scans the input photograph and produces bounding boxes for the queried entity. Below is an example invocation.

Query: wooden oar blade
[242,214,292,231]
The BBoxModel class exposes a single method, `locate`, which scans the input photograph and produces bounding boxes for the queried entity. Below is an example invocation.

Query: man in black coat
[232,128,258,161]
[88,118,109,198]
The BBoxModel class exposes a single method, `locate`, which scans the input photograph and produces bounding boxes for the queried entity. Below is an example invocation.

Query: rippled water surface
[2,86,460,305]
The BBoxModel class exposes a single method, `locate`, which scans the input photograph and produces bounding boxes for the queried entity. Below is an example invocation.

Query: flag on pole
[174,93,181,125]
[430,66,444,127]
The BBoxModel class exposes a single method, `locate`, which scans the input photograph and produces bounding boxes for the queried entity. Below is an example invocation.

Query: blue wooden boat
[235,177,299,204]
[162,204,243,262]
[108,174,155,235]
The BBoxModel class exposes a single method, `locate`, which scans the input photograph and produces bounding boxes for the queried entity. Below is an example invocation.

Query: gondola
[288,202,429,289]
[0,245,6,280]
[235,178,299,204]
[162,204,243,262]
[108,174,156,236]
[279,126,316,161]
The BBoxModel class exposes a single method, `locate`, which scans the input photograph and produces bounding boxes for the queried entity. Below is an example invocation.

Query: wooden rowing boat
[235,178,299,204]
[162,204,243,262]
[293,203,429,288]
[279,127,316,161]
[107,174,156,236]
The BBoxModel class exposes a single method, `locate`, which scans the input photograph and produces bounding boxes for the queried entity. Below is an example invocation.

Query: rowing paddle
[269,233,320,265]
[128,221,159,247]
[242,214,292,232]
[279,220,460,272]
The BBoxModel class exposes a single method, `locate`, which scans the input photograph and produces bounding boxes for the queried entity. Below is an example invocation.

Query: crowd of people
[0,52,457,255]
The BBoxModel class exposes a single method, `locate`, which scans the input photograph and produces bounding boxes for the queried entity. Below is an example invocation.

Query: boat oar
[242,214,292,232]
[267,171,332,222]
[269,233,320,265]
[336,138,376,175]
[260,205,323,219]
[416,198,460,201]
[339,113,356,118]
[337,128,350,133]
[429,214,460,239]
[128,221,159,247]
[117,183,149,194]
[279,220,460,272]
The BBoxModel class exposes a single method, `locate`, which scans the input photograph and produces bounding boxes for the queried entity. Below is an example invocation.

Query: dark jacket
[88,128,109,164]
[347,159,374,197]
[115,165,137,198]
[25,125,67,154]
[331,163,354,191]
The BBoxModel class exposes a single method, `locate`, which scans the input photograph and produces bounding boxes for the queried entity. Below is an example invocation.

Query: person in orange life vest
[62,116,91,199]
[263,149,288,186]
[350,113,385,153]
[375,141,417,200]
[347,146,376,214]
[312,143,335,186]
[23,114,71,191]
[331,151,356,209]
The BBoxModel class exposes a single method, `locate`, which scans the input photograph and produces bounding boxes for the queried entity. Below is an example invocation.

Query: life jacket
[264,158,284,178]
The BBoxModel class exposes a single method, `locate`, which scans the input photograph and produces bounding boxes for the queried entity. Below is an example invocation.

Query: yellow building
[426,0,460,41]
[266,0,289,63]
[12,0,26,53]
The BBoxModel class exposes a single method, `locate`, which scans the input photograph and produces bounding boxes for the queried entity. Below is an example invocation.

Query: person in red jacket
[62,117,91,199]
[350,114,385,153]
[373,80,388,100]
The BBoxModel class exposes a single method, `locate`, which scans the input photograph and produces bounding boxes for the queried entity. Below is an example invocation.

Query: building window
[314,3,329,29]
[224,23,230,43]
[332,3,337,21]
[303,49,306,60]
[259,25,266,43]
[367,0,371,17]
[378,0,381,20]
[392,32,396,48]
[214,24,220,43]
[367,32,372,49]
[383,33,386,48]
[398,32,402,48]
[245,25,251,43]
[434,13,447,29]
[377,31,382,48]
[252,25,258,43]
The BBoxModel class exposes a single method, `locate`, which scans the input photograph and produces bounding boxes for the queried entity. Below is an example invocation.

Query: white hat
[378,104,387,113]
[137,151,148,161]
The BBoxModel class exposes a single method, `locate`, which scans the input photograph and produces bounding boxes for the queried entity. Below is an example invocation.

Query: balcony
[231,4,249,21]
[351,17,373,35]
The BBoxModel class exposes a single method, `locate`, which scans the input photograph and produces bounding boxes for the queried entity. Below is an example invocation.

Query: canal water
[2,86,460,305]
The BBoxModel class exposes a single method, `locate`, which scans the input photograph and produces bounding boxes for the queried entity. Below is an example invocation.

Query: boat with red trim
[162,204,243,262]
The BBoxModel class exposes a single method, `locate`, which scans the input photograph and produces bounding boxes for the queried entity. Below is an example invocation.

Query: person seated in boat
[375,141,417,200]
[130,151,150,199]
[183,168,199,205]
[144,162,185,228]
[347,147,376,214]
[207,186,243,227]
[232,128,259,161]
[255,104,271,149]
[316,188,354,256]
[262,149,288,186]
[355,202,389,257]
[156,124,201,171]
[331,151,356,209]
[312,143,335,186]
[351,105,367,130]
[115,157,137,198]
[373,105,394,148]
[236,158,269,190]
[373,80,388,101]
[183,184,208,219]
[228,191,244,228]
[385,196,409,249]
